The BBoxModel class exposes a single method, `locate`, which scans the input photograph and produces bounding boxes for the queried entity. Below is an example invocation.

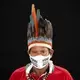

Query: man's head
[28,46,53,69]
[27,4,54,69]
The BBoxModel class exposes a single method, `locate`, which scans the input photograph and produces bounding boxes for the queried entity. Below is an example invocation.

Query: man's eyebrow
[32,50,37,52]
[40,49,47,51]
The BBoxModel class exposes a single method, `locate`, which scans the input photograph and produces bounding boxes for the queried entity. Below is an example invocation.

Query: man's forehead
[31,46,48,50]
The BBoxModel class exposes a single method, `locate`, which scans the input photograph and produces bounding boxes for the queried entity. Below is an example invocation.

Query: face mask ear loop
[49,60,54,73]
[26,63,33,76]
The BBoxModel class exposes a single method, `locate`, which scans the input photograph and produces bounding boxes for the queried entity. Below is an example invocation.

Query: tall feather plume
[45,19,53,38]
[31,4,38,37]
[38,17,53,38]
[27,4,53,39]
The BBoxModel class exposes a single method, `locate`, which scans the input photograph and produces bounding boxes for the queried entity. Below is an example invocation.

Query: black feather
[27,16,53,39]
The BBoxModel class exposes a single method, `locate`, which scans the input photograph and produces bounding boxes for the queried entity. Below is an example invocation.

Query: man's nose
[37,52,42,55]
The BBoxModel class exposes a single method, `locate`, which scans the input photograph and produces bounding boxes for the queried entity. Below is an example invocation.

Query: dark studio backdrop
[1,0,80,80]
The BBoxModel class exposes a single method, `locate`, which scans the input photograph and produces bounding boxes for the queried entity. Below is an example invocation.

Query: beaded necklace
[25,60,54,80]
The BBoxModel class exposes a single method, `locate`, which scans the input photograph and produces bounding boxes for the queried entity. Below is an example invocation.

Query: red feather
[31,4,38,37]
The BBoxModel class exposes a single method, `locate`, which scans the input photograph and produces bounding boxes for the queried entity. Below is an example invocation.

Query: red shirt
[9,65,73,80]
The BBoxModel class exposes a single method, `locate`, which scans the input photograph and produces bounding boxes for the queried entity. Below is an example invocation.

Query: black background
[1,0,80,80]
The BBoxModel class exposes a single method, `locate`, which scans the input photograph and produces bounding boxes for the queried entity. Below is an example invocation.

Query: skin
[28,46,54,76]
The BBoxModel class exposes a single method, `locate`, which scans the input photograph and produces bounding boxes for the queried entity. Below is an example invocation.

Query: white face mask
[29,54,51,69]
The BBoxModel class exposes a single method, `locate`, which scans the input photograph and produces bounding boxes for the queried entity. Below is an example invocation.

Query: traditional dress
[9,4,73,80]
[9,61,73,80]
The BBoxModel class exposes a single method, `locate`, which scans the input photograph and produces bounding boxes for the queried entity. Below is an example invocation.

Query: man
[9,4,73,80]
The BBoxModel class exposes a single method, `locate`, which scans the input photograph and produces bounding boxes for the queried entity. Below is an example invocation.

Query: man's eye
[32,51,37,53]
[41,51,45,53]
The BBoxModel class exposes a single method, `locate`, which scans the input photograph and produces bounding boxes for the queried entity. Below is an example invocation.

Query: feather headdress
[27,4,53,50]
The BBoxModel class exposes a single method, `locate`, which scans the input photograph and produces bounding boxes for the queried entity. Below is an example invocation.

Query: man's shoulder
[12,66,26,73]
[54,65,69,73]
[53,65,73,79]
[54,65,71,74]
[10,63,31,77]
[9,66,26,80]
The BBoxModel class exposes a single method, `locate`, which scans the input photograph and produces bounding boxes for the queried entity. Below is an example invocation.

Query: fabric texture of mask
[29,54,51,69]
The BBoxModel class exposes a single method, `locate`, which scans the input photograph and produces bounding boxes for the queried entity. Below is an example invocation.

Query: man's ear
[50,49,54,57]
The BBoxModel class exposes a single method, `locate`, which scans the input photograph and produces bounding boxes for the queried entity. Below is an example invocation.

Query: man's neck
[33,65,49,76]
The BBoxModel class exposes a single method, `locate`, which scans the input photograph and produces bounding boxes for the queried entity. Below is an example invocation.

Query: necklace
[26,60,54,80]
[26,72,49,80]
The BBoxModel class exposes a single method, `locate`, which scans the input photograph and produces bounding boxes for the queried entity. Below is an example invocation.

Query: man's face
[29,46,50,56]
